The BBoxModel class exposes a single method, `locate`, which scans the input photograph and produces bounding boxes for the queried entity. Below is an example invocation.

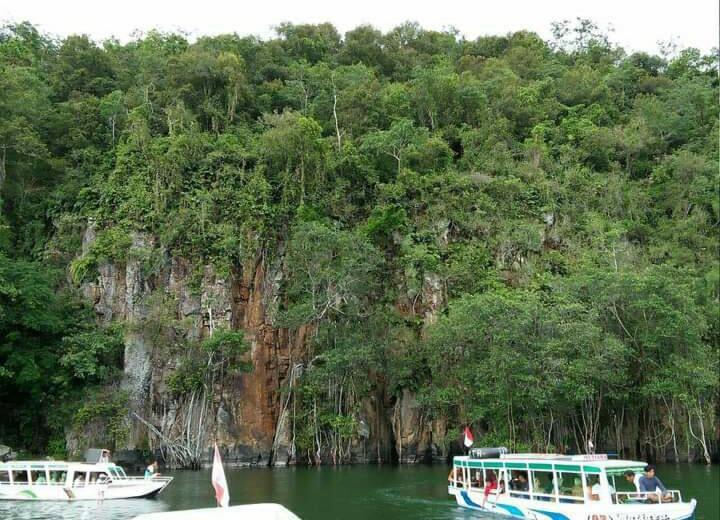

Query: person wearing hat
[638,464,672,503]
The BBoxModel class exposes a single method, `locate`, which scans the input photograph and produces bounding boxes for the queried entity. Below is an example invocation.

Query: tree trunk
[0,144,6,195]
[331,74,342,151]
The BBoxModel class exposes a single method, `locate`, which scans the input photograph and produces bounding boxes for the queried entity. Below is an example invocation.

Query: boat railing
[614,490,683,504]
[507,489,585,503]
[448,475,468,488]
[0,481,69,487]
[525,491,559,502]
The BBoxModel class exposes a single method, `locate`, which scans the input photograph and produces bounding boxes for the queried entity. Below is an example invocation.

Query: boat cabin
[0,461,127,488]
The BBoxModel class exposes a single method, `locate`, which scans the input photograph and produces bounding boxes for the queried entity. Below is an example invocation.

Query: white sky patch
[1,0,717,54]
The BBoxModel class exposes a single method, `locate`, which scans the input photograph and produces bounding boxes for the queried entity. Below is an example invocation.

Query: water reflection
[0,498,169,520]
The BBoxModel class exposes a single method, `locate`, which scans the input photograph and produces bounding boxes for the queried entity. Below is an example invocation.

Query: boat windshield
[110,466,127,479]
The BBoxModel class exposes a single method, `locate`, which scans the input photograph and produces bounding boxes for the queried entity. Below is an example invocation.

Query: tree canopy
[0,19,717,461]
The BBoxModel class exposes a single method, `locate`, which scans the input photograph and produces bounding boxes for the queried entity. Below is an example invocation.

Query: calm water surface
[0,463,717,520]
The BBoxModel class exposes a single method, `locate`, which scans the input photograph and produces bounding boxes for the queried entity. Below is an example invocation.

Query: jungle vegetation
[0,19,718,462]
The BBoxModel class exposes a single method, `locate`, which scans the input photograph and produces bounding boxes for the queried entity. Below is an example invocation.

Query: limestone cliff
[70,225,443,466]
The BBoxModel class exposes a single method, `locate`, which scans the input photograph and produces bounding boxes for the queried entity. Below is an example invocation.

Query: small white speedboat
[0,460,172,501]
[133,503,302,519]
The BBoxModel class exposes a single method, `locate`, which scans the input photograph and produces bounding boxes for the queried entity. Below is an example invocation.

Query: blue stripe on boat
[496,503,526,517]
[529,508,570,520]
[459,491,525,518]
[459,491,483,509]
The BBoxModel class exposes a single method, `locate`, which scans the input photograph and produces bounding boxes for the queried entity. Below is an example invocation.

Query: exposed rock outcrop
[70,224,448,466]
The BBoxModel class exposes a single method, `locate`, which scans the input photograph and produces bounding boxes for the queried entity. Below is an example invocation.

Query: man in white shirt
[589,475,615,500]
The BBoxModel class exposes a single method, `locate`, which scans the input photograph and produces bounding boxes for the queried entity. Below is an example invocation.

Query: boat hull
[0,479,172,501]
[449,487,697,520]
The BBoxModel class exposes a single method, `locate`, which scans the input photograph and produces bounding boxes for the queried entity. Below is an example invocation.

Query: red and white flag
[463,426,474,448]
[211,443,229,508]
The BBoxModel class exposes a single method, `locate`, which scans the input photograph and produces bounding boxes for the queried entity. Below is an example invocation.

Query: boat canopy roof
[0,460,121,471]
[453,454,646,475]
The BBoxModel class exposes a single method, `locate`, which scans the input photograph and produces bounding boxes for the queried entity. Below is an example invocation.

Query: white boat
[133,503,302,520]
[0,460,173,501]
[448,451,697,520]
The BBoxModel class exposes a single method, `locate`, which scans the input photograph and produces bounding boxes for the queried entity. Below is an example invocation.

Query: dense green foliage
[0,253,125,452]
[0,19,717,461]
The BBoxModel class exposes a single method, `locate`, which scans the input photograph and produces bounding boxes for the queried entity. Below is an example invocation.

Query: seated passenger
[515,473,529,493]
[447,467,464,487]
[144,461,160,480]
[474,470,484,488]
[535,474,554,501]
[624,470,641,493]
[34,473,46,484]
[588,475,614,501]
[639,465,672,503]
[543,474,555,494]
[571,477,584,498]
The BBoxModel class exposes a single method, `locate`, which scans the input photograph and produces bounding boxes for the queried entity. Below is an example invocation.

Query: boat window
[49,470,66,485]
[30,470,47,484]
[11,470,28,484]
[0,470,10,484]
[530,470,556,501]
[88,471,110,484]
[72,472,87,487]
[613,473,636,493]
[509,471,531,499]
[556,471,586,503]
[470,469,484,488]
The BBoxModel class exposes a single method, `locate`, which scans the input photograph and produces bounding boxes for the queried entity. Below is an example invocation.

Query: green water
[0,463,717,519]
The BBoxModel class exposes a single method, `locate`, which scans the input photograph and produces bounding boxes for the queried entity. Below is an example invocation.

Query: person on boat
[570,477,584,498]
[100,449,111,463]
[624,470,641,493]
[638,465,672,503]
[481,471,498,507]
[34,472,46,484]
[145,460,161,480]
[587,438,595,454]
[514,473,529,492]
[588,475,615,501]
[539,474,555,500]
[447,467,464,487]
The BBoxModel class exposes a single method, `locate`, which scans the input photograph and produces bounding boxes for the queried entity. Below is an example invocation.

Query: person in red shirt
[482,471,498,507]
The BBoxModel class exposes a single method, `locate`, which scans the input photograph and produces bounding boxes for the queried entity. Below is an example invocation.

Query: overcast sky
[1,0,717,54]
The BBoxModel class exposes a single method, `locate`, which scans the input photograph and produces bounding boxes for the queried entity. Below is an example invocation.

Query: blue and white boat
[448,451,697,520]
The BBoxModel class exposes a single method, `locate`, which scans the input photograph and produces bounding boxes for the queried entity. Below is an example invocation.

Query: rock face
[72,226,446,466]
